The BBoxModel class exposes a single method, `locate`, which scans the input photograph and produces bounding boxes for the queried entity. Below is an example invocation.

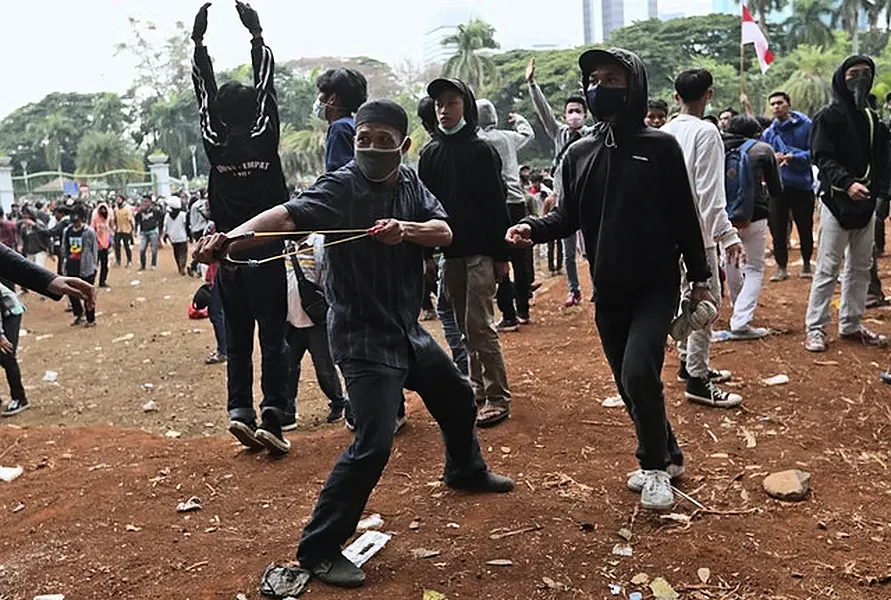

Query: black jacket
[521,48,709,296]
[723,134,784,223]
[192,38,288,232]
[0,243,61,299]
[418,81,510,261]
[812,55,891,230]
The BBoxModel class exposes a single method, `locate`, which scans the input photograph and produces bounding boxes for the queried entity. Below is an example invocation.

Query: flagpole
[740,8,746,103]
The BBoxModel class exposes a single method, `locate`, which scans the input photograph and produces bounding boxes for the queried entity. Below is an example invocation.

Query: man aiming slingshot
[191,1,292,454]
[195,100,513,588]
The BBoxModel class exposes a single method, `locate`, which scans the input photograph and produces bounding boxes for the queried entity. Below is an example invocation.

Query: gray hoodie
[476,99,534,204]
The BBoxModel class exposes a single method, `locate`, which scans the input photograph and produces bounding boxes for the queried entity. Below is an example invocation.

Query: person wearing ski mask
[314,68,368,173]
[526,57,594,308]
[419,78,514,428]
[190,2,292,455]
[506,48,711,511]
[804,56,891,353]
[194,99,514,589]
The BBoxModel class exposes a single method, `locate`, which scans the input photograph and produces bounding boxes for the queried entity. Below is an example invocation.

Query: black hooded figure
[509,48,711,511]
[190,2,293,453]
[418,77,514,428]
[804,55,891,354]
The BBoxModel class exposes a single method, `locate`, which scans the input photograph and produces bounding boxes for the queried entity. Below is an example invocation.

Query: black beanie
[355,100,408,138]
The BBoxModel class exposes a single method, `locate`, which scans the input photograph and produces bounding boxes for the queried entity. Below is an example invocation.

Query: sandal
[476,399,511,428]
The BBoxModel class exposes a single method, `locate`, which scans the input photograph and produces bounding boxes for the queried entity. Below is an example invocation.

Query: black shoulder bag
[290,255,328,326]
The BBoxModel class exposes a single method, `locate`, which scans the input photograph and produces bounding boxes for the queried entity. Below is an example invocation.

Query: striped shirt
[284,162,448,369]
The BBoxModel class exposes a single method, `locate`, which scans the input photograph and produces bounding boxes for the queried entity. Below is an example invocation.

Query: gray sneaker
[309,553,366,589]
[640,470,675,511]
[770,268,789,282]
[804,329,828,353]
[730,326,770,341]
[627,464,685,493]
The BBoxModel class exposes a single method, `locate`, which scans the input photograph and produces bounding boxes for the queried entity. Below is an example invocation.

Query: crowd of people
[2,1,890,590]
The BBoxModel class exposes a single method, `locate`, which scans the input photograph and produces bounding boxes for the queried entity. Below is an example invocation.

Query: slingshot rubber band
[222,231,372,267]
[226,228,371,242]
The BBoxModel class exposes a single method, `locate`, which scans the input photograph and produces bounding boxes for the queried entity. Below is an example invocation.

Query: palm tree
[785,0,835,48]
[779,45,838,116]
[832,0,871,53]
[75,131,143,188]
[441,19,500,93]
[279,123,326,183]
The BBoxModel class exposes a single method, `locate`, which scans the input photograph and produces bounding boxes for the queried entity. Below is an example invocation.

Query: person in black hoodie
[419,77,513,428]
[190,2,292,453]
[804,55,890,353]
[506,48,711,511]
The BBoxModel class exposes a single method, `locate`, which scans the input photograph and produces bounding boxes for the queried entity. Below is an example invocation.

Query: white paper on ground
[343,531,392,568]
[0,465,23,482]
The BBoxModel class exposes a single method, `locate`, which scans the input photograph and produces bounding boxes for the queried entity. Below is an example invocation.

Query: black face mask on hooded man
[847,73,873,110]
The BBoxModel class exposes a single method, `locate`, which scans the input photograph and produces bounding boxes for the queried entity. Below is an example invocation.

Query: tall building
[583,0,658,45]
[423,3,481,66]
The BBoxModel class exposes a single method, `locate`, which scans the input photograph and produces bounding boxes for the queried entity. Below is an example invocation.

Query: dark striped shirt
[284,162,448,369]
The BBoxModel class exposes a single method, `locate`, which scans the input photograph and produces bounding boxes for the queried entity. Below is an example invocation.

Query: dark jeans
[208,282,227,357]
[114,232,133,265]
[297,341,487,565]
[97,248,109,286]
[547,239,563,273]
[0,313,25,401]
[172,242,189,273]
[769,187,815,269]
[436,257,469,376]
[285,324,347,419]
[595,285,683,471]
[217,253,289,424]
[869,254,885,299]
[140,230,159,269]
[496,203,533,321]
[68,272,96,323]
[876,197,889,254]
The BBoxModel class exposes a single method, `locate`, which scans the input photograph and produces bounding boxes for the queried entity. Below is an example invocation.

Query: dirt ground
[2,241,891,600]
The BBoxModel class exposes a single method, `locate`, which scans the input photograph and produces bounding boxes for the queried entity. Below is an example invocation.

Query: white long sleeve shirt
[661,115,740,251]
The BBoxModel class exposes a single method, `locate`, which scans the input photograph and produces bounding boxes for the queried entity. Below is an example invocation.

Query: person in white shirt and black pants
[284,235,348,429]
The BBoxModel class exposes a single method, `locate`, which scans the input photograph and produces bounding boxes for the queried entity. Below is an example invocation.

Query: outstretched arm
[191,3,223,146]
[237,1,278,139]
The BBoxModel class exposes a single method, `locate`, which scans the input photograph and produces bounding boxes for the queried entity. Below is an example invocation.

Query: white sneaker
[640,470,674,511]
[627,464,685,493]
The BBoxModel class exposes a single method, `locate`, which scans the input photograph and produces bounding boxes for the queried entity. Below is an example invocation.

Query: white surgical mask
[312,98,327,120]
[566,113,584,129]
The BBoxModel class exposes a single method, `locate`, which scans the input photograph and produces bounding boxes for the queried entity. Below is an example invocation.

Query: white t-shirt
[286,234,324,329]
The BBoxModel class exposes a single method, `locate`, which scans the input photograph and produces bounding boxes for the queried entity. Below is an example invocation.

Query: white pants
[726,219,769,331]
[805,204,873,335]
[678,249,720,378]
[27,252,47,269]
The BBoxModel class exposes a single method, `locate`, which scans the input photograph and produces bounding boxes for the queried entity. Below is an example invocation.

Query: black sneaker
[326,406,345,423]
[676,361,731,384]
[308,553,366,589]
[2,398,29,417]
[447,471,515,494]
[517,314,530,325]
[71,316,84,326]
[497,318,520,332]
[281,414,298,432]
[256,414,291,455]
[228,419,265,450]
[685,377,743,409]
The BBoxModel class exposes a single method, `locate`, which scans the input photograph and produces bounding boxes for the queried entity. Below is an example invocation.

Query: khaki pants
[443,255,511,403]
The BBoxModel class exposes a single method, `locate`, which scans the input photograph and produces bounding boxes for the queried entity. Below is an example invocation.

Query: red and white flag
[742,6,774,73]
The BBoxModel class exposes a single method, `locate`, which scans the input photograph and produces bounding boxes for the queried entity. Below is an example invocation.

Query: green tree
[75,131,143,188]
[785,0,836,49]
[441,18,500,93]
[739,0,789,30]
[778,45,842,116]
[832,0,871,53]
[279,123,326,184]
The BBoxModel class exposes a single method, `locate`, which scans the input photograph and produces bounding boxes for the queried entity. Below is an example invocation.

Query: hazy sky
[0,0,581,120]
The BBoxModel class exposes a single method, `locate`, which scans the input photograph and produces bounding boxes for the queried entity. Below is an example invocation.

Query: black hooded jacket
[521,48,710,298]
[812,55,891,230]
[418,81,511,261]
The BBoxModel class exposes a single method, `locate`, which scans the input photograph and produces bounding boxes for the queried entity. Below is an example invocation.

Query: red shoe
[563,291,582,308]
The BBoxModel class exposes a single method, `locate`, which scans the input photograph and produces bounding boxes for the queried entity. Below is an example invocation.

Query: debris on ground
[422,591,447,600]
[612,544,633,557]
[762,374,790,386]
[763,470,811,501]
[12,502,25,513]
[356,513,384,532]
[33,595,65,600]
[0,465,24,482]
[42,371,58,383]
[142,401,159,413]
[485,559,513,567]
[257,563,310,598]
[411,548,441,559]
[176,496,202,513]
[489,524,542,540]
[165,430,182,439]
[649,577,679,599]
[631,573,650,585]
[409,520,421,530]
[697,567,711,583]
[343,531,391,568]
[112,333,135,343]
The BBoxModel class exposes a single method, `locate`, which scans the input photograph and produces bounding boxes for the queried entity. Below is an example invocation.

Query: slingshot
[220,228,374,267]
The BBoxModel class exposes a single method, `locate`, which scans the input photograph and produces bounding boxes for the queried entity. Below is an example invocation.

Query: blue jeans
[297,340,488,566]
[563,234,581,294]
[140,229,159,269]
[436,257,468,376]
[216,253,290,424]
[208,281,227,357]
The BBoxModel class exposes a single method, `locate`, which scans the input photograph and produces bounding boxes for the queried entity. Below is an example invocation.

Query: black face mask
[355,147,404,183]
[586,85,627,120]
[847,74,872,110]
